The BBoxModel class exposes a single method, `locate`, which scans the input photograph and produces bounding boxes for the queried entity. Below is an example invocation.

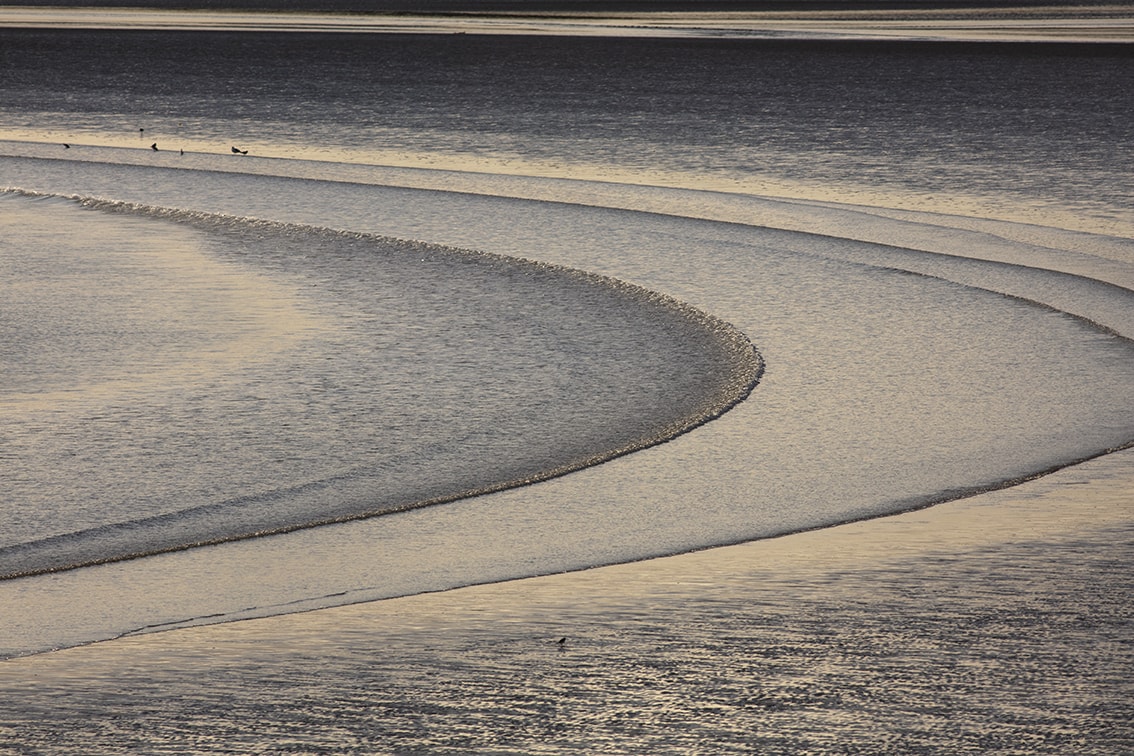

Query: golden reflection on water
[3,449,1131,753]
[1,196,329,413]
[6,134,1130,239]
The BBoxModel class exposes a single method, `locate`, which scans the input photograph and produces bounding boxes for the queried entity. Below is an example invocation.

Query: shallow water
[3,450,1132,755]
[4,29,1132,232]
[1,192,759,577]
[1,28,1133,658]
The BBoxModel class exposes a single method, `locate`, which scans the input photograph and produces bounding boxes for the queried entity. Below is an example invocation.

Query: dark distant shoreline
[5,0,1122,13]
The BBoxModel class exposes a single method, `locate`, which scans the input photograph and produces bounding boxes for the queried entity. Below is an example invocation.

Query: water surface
[1,27,1132,657]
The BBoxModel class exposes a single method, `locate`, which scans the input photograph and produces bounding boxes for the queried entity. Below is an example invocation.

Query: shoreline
[0,192,764,582]
[2,6,1132,43]
[3,152,1134,662]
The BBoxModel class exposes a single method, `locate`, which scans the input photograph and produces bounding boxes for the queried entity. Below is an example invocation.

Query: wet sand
[2,448,1131,753]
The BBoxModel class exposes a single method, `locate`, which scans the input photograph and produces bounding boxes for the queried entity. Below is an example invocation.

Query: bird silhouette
[151,143,158,151]
[63,143,70,149]
[231,146,248,155]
